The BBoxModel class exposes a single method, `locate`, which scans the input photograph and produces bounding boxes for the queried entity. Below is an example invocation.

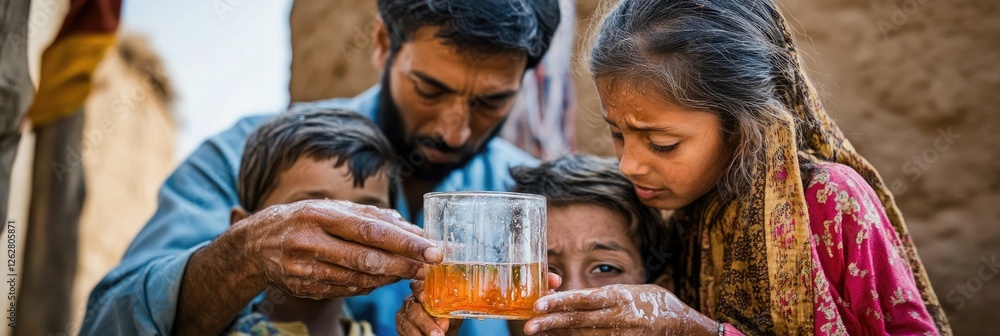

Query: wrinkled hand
[397,272,563,336]
[396,280,461,336]
[523,284,718,336]
[236,199,442,300]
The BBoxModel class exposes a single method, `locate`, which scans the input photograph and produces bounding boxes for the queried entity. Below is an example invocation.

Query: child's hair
[590,0,809,201]
[238,108,399,213]
[510,154,672,281]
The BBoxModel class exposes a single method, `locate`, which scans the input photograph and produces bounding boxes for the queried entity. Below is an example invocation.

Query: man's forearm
[174,225,265,335]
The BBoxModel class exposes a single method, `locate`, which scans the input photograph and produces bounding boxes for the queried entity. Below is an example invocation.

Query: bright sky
[122,0,294,158]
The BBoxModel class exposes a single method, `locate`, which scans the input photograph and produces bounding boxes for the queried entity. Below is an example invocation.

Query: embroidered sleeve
[804,164,937,335]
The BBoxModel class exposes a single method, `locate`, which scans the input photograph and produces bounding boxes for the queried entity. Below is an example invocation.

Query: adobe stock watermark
[644,245,673,280]
[946,253,999,311]
[340,14,379,63]
[3,0,63,52]
[889,127,960,196]
[213,0,245,21]
[877,0,933,40]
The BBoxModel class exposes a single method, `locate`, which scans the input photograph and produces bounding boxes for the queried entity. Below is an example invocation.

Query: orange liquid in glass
[425,262,546,320]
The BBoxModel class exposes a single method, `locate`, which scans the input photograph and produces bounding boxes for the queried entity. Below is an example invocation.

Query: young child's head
[232,108,399,220]
[511,154,672,291]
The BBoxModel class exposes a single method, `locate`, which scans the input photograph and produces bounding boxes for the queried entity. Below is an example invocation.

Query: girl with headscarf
[523,0,952,335]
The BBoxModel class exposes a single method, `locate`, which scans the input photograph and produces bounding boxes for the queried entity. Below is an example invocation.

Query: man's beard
[376,71,507,182]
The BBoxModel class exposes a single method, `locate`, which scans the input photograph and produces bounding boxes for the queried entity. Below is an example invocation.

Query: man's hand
[244,199,442,299]
[175,199,442,335]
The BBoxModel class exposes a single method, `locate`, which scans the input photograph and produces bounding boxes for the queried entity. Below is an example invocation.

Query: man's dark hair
[238,108,399,213]
[510,154,672,281]
[377,0,561,69]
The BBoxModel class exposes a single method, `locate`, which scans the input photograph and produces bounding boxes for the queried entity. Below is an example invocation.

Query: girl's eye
[610,131,624,140]
[648,142,678,154]
[590,264,622,274]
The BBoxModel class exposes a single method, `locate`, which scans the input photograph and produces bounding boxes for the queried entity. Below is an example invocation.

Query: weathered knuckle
[403,238,426,255]
[358,221,388,245]
[282,260,308,277]
[289,202,311,218]
[283,235,311,253]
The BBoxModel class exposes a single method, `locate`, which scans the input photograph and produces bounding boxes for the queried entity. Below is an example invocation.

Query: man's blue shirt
[81,85,539,335]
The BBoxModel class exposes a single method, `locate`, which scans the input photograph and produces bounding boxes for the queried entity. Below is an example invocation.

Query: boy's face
[251,157,391,215]
[547,204,646,291]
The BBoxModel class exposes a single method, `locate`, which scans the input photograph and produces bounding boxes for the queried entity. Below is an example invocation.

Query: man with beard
[81,1,561,335]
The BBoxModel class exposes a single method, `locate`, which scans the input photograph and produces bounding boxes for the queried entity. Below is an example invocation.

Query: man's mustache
[411,136,471,155]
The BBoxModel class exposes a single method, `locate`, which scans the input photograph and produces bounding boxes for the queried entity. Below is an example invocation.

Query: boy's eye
[590,264,622,274]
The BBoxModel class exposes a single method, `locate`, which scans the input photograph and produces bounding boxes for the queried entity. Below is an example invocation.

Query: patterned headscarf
[668,5,952,335]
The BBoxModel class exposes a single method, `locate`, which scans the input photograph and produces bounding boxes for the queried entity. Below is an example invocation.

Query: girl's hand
[523,284,720,336]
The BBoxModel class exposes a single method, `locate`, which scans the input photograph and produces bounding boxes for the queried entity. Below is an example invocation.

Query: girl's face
[597,78,734,210]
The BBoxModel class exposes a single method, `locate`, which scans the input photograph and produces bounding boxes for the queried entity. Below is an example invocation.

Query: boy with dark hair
[509,154,673,288]
[226,108,398,336]
[396,154,673,336]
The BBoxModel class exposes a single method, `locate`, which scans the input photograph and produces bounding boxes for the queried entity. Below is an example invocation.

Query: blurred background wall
[5,0,995,335]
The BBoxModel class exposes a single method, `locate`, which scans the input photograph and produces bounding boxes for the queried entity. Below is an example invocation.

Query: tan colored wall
[289,0,379,102]
[778,1,1000,334]
[67,35,177,334]
[291,0,998,334]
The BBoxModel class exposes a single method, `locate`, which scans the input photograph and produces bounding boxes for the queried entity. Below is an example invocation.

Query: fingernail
[525,323,539,334]
[534,300,548,313]
[431,330,443,336]
[424,247,443,262]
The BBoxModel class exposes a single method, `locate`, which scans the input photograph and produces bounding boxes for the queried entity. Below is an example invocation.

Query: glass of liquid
[423,191,547,320]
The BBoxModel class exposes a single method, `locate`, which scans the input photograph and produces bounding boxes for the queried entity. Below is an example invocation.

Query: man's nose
[436,99,471,148]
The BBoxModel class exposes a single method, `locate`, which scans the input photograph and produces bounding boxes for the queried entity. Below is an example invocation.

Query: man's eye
[472,98,502,111]
[590,264,621,274]
[414,84,444,99]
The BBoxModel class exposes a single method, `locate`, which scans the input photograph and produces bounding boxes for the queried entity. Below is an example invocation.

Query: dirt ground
[291,0,999,334]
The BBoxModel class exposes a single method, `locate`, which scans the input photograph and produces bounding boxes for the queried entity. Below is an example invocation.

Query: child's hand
[396,280,462,336]
[522,284,720,336]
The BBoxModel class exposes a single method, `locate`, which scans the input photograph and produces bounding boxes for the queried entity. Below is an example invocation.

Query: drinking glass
[423,191,547,320]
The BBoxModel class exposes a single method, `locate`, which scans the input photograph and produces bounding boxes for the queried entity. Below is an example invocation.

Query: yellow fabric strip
[269,321,310,336]
[28,33,116,127]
